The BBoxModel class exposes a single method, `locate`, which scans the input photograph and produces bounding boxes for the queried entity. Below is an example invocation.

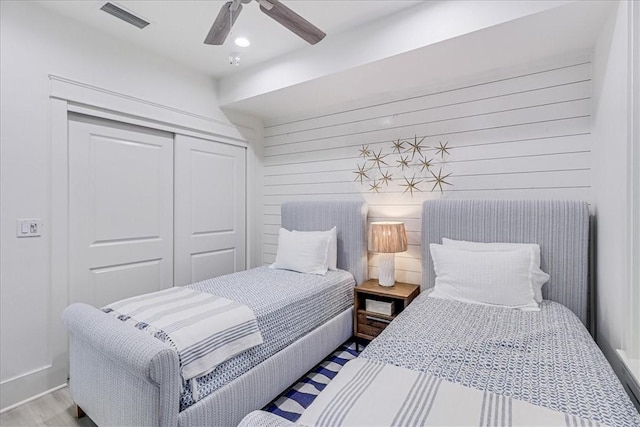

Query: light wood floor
[0,387,96,427]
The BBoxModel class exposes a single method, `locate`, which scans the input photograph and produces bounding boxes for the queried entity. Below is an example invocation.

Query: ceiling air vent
[100,2,150,29]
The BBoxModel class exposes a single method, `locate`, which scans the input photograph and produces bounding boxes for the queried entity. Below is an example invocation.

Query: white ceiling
[34,0,424,78]
[222,0,614,120]
[34,0,614,120]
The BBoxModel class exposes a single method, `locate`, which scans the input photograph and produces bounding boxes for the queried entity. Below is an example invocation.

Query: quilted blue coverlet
[179,266,355,410]
[360,293,640,426]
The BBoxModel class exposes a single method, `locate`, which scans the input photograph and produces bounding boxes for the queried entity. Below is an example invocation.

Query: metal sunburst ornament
[379,170,393,186]
[406,135,425,158]
[353,163,370,183]
[369,180,381,193]
[391,139,404,153]
[354,136,454,195]
[419,157,434,172]
[396,155,410,170]
[401,174,423,197]
[370,148,389,170]
[429,167,453,193]
[359,144,372,158]
[435,141,450,158]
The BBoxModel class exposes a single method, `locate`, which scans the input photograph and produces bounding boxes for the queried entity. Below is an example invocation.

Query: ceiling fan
[204,0,326,46]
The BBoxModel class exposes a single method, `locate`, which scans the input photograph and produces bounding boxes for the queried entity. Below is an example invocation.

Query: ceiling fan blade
[204,2,243,45]
[259,0,326,45]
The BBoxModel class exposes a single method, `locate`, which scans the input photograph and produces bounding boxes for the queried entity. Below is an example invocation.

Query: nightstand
[354,279,420,342]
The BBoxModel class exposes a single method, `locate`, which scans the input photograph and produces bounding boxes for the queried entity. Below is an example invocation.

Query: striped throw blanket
[103,287,264,384]
[295,358,610,427]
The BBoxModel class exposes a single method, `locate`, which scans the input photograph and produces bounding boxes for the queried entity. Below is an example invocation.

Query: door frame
[48,75,250,399]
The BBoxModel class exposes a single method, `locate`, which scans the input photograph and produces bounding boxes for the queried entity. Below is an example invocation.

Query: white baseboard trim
[616,349,640,407]
[0,383,67,414]
[0,355,68,412]
[598,334,640,411]
[617,350,640,383]
[0,364,51,386]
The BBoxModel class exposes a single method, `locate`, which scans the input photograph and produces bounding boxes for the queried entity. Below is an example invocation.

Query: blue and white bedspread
[359,294,640,426]
[179,266,354,410]
[103,287,263,386]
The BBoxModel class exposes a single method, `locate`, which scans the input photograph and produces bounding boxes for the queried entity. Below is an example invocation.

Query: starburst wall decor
[354,136,453,196]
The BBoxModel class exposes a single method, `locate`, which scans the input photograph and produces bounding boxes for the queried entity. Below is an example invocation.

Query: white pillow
[271,228,330,275]
[442,238,550,303]
[293,227,337,270]
[429,244,540,311]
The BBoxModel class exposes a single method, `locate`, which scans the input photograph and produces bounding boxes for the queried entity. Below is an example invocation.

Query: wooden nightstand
[354,279,420,342]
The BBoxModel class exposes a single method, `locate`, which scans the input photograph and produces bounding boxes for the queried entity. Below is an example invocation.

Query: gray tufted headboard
[421,200,590,326]
[281,201,369,284]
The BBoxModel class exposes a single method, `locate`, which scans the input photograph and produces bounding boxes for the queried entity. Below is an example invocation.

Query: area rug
[262,341,360,422]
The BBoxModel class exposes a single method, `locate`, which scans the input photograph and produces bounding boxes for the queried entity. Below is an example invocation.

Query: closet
[68,113,246,307]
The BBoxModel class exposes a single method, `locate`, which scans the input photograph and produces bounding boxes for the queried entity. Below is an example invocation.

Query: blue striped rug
[263,341,360,422]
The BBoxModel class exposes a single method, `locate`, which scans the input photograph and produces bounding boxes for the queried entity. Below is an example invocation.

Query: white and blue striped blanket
[103,287,263,384]
[296,358,610,427]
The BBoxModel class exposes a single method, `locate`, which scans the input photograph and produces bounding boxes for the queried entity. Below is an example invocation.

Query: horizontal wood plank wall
[262,59,592,285]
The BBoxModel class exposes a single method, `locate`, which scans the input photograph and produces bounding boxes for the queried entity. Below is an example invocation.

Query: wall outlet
[16,219,43,237]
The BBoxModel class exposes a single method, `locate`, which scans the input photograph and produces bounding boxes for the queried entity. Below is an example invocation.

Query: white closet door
[68,114,174,307]
[174,135,246,286]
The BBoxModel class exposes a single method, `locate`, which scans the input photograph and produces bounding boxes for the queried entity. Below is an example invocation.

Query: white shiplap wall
[262,59,592,285]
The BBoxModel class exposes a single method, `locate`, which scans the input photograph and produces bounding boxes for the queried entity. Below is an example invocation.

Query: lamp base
[378,253,396,287]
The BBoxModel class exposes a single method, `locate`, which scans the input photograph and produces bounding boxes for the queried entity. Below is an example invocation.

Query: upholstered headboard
[281,201,368,284]
[421,200,590,326]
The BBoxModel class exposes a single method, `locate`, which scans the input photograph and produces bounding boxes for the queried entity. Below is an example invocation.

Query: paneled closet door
[174,135,246,286]
[68,114,174,307]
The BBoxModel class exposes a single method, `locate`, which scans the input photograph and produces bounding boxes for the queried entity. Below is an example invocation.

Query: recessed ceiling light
[234,37,250,47]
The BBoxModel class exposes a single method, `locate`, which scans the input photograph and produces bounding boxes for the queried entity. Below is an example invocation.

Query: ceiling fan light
[234,37,251,47]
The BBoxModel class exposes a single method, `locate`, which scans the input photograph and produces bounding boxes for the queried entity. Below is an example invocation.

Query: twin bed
[63,199,640,427]
[62,201,368,427]
[242,200,640,427]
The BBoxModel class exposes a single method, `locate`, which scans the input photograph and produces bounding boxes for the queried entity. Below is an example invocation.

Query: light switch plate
[16,219,43,237]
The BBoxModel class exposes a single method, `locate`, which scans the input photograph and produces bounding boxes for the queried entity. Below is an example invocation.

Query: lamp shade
[368,222,408,253]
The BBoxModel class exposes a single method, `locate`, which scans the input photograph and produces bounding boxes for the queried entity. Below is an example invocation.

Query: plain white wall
[593,0,628,354]
[0,1,260,410]
[592,0,638,400]
[223,110,265,270]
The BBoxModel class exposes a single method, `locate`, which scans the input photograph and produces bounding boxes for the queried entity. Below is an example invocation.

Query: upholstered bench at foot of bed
[62,302,182,427]
[63,303,354,427]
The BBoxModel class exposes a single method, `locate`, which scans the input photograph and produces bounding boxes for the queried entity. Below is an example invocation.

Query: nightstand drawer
[357,323,384,338]
[357,312,391,330]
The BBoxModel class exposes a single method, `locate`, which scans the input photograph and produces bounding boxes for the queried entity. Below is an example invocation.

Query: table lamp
[368,222,408,287]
